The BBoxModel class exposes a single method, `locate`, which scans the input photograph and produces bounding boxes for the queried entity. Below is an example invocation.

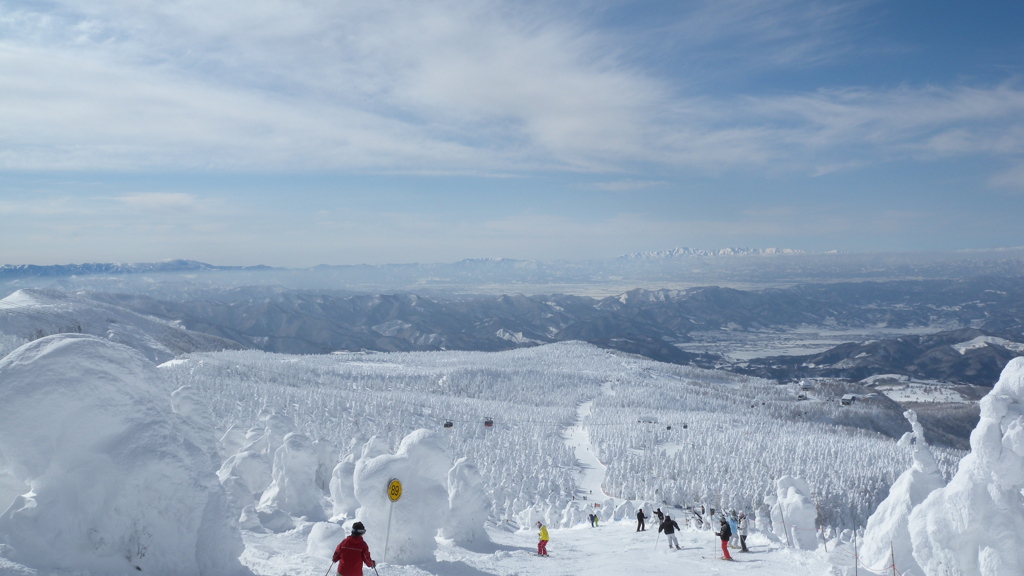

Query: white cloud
[989,163,1024,191]
[0,0,1022,181]
[591,179,665,192]
[111,193,201,211]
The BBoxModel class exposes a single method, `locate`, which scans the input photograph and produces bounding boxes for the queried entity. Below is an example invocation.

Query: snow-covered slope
[1,331,1018,576]
[0,334,246,575]
[155,342,961,529]
[0,288,242,363]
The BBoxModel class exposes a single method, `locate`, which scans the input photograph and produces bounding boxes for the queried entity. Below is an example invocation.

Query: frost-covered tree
[258,432,327,521]
[354,429,451,564]
[769,476,818,550]
[909,357,1024,576]
[0,334,245,575]
[442,457,492,546]
[857,410,944,576]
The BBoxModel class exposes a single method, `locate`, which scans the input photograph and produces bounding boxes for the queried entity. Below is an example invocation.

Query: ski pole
[322,561,335,576]
[654,529,661,550]
[373,564,381,576]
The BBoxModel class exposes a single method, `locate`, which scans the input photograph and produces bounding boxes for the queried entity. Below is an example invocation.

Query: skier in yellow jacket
[536,521,549,556]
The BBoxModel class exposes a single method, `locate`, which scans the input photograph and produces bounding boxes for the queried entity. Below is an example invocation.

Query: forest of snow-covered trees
[160,341,962,530]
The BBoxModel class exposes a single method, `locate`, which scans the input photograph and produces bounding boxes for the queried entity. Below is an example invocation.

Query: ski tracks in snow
[562,381,615,501]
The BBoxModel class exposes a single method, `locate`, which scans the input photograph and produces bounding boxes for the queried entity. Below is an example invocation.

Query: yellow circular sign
[387,478,402,502]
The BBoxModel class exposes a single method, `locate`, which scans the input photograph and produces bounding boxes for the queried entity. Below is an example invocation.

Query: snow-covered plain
[2,332,1021,576]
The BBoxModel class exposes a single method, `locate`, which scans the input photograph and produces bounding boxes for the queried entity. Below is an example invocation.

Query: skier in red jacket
[332,522,376,575]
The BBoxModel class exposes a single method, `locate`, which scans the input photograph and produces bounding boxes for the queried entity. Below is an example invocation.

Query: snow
[855,410,944,576]
[0,334,246,575]
[353,429,451,564]
[767,476,819,550]
[561,399,610,500]
[862,373,975,403]
[908,357,1024,576]
[234,514,829,576]
[441,457,491,547]
[0,289,43,308]
[257,433,327,521]
[1,330,1017,576]
[952,336,1024,355]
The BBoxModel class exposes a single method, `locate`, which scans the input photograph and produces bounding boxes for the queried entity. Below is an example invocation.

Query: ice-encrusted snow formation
[442,457,492,546]
[353,429,451,564]
[769,476,818,550]
[257,432,327,521]
[858,410,944,576]
[330,454,359,519]
[0,334,246,575]
[909,356,1024,576]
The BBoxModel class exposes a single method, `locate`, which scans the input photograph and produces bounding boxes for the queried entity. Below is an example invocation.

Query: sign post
[383,478,402,563]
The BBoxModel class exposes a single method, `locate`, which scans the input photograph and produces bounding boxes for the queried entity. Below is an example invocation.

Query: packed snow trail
[242,516,828,576]
[562,397,610,501]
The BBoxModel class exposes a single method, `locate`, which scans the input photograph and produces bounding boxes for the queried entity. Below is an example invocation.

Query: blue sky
[2,0,1023,266]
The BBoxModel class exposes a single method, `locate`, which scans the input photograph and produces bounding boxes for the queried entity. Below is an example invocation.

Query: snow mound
[0,334,247,576]
[257,432,327,521]
[353,429,450,564]
[329,455,359,519]
[768,476,818,550]
[909,356,1024,576]
[442,457,492,547]
[856,410,944,576]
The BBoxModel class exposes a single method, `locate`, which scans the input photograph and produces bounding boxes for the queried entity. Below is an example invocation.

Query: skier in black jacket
[636,509,646,531]
[717,517,733,560]
[658,515,681,550]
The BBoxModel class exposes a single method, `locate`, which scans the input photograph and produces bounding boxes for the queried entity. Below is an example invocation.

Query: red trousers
[538,540,548,555]
[720,539,732,560]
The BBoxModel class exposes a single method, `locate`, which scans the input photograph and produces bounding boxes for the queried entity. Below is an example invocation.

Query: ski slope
[4,334,1010,576]
[238,514,826,576]
[562,396,611,501]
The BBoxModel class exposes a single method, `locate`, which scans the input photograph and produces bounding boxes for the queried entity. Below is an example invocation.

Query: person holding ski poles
[737,512,750,552]
[728,511,739,548]
[536,521,549,556]
[658,514,681,550]
[332,522,376,575]
[636,508,647,531]
[716,517,733,560]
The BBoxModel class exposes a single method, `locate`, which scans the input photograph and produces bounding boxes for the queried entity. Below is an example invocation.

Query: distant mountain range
[739,328,1023,386]
[5,248,1024,294]
[4,276,1022,387]
[0,260,273,279]
[618,247,809,259]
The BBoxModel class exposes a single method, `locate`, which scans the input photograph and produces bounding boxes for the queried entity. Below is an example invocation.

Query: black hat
[352,522,366,535]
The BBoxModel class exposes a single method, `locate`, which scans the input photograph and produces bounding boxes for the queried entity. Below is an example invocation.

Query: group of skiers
[631,507,680,550]
[635,505,749,560]
[331,505,750,572]
[713,510,749,560]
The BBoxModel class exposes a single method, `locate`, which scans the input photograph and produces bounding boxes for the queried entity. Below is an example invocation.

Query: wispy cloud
[989,163,1024,191]
[110,193,202,211]
[591,179,666,192]
[0,0,1022,184]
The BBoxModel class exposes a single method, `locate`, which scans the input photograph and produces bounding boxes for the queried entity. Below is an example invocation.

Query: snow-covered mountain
[618,247,807,259]
[742,328,1024,386]
[0,259,274,279]
[1,325,1020,575]
[0,289,242,363]
[64,278,1024,388]
[5,248,1024,294]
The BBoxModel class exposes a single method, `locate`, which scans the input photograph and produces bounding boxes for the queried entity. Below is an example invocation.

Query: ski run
[1,333,1023,575]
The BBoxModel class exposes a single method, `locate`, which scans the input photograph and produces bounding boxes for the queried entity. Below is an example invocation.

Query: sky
[2,0,1024,267]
